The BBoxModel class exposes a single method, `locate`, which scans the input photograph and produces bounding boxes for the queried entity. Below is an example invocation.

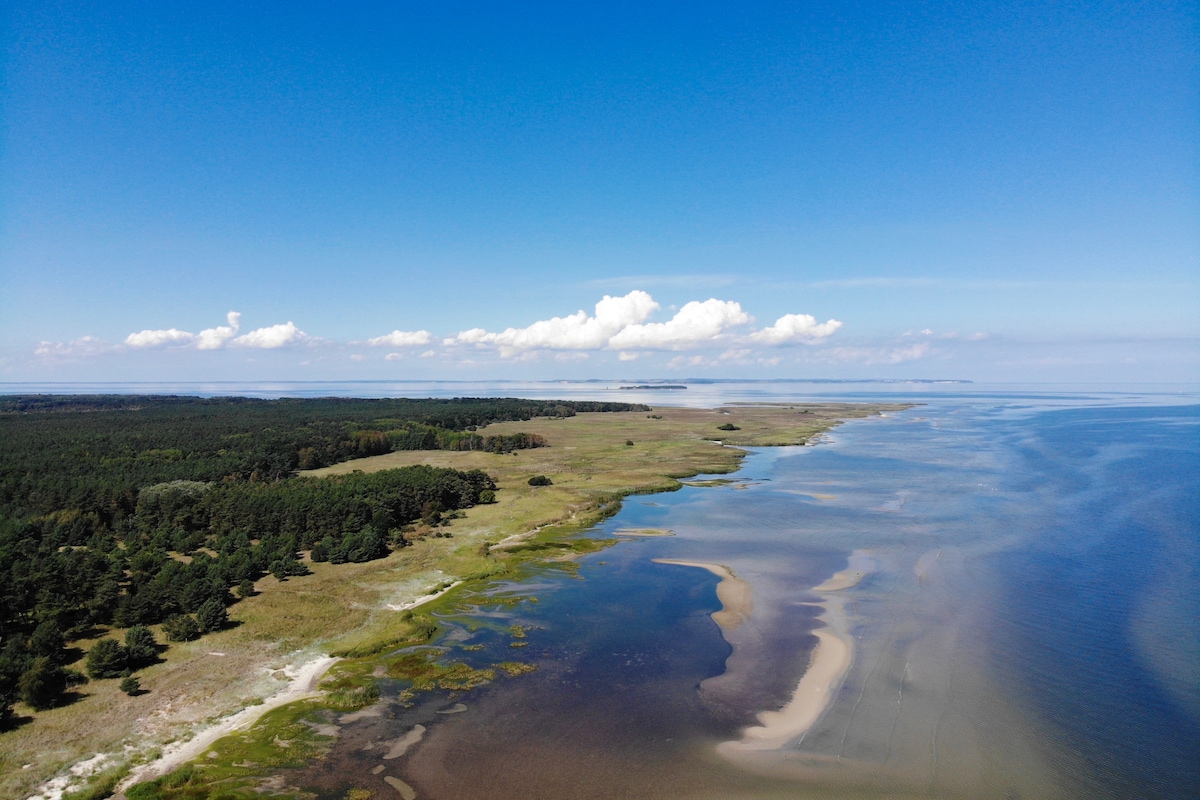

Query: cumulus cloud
[230,321,310,349]
[124,311,243,350]
[366,329,433,347]
[608,299,750,350]
[446,291,660,353]
[125,328,195,348]
[197,312,242,350]
[748,314,842,345]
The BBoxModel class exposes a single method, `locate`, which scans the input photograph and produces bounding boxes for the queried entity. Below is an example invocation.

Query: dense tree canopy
[0,395,647,721]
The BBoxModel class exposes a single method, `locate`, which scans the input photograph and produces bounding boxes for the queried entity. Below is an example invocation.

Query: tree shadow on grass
[0,711,34,732]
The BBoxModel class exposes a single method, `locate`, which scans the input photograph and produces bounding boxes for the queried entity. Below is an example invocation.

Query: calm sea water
[9,382,1197,797]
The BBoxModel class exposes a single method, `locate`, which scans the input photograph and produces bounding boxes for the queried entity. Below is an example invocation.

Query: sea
[5,381,1197,799]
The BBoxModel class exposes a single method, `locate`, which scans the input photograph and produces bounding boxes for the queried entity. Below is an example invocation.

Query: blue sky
[2,1,1196,382]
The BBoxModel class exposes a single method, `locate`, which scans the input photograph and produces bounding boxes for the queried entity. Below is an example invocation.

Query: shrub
[478,489,496,504]
[119,675,141,696]
[162,614,201,642]
[86,639,128,679]
[236,579,255,599]
[18,657,67,709]
[716,423,740,431]
[124,626,159,667]
[195,599,228,634]
[527,475,552,486]
[625,440,634,446]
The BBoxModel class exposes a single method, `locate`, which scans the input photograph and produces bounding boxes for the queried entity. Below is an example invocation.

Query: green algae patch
[386,652,496,691]
[495,661,537,677]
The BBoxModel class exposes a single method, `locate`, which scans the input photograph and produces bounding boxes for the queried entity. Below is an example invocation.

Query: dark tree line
[0,395,644,722]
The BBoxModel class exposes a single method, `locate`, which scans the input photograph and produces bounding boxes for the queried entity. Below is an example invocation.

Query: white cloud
[385,352,405,362]
[349,354,365,362]
[608,299,750,350]
[818,342,932,364]
[748,314,842,345]
[618,351,639,361]
[123,311,243,350]
[125,328,196,348]
[230,321,310,349]
[445,291,659,354]
[419,350,436,358]
[197,312,242,350]
[667,354,712,369]
[34,336,115,358]
[366,329,433,347]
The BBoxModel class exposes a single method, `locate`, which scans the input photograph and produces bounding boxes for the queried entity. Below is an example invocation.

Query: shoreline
[112,654,339,796]
[9,404,903,800]
[719,550,874,755]
[652,559,753,631]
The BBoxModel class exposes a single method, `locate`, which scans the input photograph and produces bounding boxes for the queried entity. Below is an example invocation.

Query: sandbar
[720,550,874,755]
[613,527,674,536]
[383,724,426,759]
[652,559,753,631]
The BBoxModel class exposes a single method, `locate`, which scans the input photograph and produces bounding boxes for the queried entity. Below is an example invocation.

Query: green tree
[18,657,67,710]
[86,639,128,679]
[29,621,66,664]
[124,626,159,667]
[236,579,255,599]
[119,675,141,696]
[196,599,228,634]
[527,475,552,486]
[162,614,201,642]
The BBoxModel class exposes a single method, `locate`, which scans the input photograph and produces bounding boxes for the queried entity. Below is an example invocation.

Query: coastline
[652,559,753,631]
[113,655,339,796]
[719,550,874,755]
[7,403,903,800]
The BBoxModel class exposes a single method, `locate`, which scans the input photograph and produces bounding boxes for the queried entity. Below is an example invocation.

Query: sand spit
[653,559,753,631]
[386,581,462,612]
[113,654,338,796]
[613,527,674,536]
[720,551,875,755]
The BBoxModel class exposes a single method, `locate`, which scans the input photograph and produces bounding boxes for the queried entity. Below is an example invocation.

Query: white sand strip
[720,550,874,754]
[116,654,338,793]
[386,581,462,612]
[653,559,753,632]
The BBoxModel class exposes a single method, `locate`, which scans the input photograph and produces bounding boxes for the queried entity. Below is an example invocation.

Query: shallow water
[151,388,1199,798]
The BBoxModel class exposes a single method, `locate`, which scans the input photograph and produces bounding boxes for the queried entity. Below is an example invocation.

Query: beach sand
[718,550,874,755]
[652,559,753,631]
[115,654,338,796]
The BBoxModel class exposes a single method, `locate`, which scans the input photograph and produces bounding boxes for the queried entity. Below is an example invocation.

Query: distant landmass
[619,384,688,390]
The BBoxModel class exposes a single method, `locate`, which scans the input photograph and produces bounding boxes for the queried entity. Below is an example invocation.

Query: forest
[0,395,647,722]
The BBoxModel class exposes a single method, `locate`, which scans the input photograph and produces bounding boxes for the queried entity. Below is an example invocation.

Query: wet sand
[653,559,753,631]
[719,551,873,754]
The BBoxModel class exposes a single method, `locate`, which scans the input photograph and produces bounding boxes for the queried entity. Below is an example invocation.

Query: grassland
[3,402,906,800]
